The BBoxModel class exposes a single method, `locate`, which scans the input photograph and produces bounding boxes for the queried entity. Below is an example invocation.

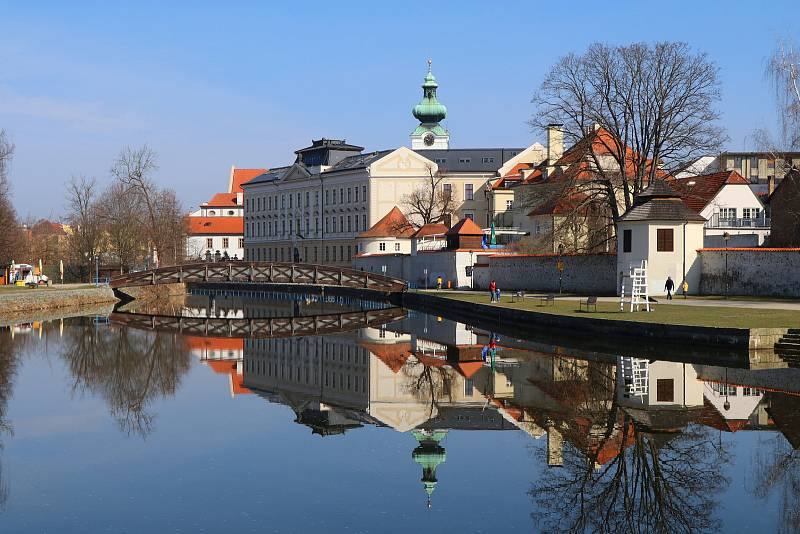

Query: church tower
[411,429,448,508]
[410,60,450,150]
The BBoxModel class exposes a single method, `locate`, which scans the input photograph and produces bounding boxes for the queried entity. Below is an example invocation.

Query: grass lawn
[433,292,800,329]
[0,284,95,295]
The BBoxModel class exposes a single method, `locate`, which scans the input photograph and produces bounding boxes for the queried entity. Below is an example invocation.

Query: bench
[539,294,555,306]
[511,290,525,303]
[580,296,598,312]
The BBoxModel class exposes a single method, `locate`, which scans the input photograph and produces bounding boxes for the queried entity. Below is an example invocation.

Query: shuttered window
[656,379,674,402]
[623,229,632,253]
[656,229,674,252]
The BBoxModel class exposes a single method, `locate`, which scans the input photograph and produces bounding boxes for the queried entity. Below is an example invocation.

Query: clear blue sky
[1,0,798,219]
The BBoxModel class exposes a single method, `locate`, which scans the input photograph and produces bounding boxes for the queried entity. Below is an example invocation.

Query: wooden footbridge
[109,307,407,339]
[110,262,408,294]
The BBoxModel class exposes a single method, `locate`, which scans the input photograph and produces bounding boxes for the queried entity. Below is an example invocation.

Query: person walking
[495,286,501,303]
[665,276,675,300]
[436,276,443,290]
[489,280,497,302]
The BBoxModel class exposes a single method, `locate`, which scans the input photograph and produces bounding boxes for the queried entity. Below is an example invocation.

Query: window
[238,238,244,249]
[268,197,272,210]
[362,214,367,230]
[465,183,474,201]
[354,187,358,202]
[750,157,759,180]
[464,379,474,396]
[734,156,743,170]
[459,158,471,164]
[656,229,673,252]
[443,183,452,199]
[332,218,337,233]
[206,238,213,248]
[482,157,495,163]
[208,210,216,216]
[362,185,367,200]
[464,212,474,221]
[623,229,632,253]
[719,208,737,220]
[506,200,513,210]
[325,190,330,204]
[347,216,352,232]
[435,158,447,164]
[743,208,761,220]
[339,189,344,203]
[347,188,352,203]
[394,242,400,251]
[379,242,386,251]
[305,191,310,206]
[656,379,674,402]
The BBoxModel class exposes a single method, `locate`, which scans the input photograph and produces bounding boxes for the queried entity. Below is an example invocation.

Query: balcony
[704,214,770,229]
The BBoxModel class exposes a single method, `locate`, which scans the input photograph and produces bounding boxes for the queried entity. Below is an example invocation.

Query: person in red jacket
[489,280,497,302]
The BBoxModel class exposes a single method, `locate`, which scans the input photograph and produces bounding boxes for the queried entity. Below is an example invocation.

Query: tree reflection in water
[401,357,455,419]
[749,393,800,534]
[528,358,730,534]
[0,328,22,509]
[60,321,191,438]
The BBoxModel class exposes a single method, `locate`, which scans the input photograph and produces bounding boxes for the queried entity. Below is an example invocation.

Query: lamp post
[484,180,493,228]
[557,243,565,294]
[723,232,730,298]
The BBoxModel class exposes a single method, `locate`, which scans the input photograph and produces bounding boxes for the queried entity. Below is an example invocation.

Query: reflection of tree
[60,322,191,438]
[0,329,22,509]
[750,434,800,534]
[530,415,728,534]
[401,357,455,418]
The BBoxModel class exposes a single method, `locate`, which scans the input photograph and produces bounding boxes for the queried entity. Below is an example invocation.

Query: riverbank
[0,284,119,323]
[402,291,794,351]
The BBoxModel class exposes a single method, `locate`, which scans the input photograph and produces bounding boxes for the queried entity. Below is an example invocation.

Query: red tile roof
[31,219,68,236]
[446,217,483,236]
[184,336,244,351]
[357,206,414,238]
[528,192,589,216]
[670,170,751,212]
[359,341,412,373]
[204,193,240,207]
[188,216,244,235]
[412,223,449,238]
[230,168,267,194]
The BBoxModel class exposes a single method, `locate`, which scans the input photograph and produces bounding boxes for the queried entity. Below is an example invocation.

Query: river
[0,290,797,533]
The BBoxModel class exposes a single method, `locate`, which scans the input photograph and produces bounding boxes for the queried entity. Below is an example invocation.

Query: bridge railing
[110,261,408,293]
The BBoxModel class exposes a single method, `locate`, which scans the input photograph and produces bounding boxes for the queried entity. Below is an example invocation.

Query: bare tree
[764,38,800,152]
[401,165,458,227]
[530,42,725,234]
[0,130,22,266]
[64,175,103,281]
[97,181,146,273]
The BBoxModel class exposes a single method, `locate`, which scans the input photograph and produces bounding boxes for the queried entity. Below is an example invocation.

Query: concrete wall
[699,248,800,296]
[473,253,617,294]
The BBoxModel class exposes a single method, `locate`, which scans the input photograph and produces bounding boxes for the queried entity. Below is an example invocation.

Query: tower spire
[410,59,449,150]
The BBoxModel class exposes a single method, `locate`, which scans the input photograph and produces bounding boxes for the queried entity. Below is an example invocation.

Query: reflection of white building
[617,358,704,409]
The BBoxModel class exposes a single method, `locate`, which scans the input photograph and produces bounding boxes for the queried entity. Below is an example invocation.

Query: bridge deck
[110,262,407,293]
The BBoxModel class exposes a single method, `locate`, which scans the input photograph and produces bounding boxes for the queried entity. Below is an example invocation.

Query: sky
[1,0,798,219]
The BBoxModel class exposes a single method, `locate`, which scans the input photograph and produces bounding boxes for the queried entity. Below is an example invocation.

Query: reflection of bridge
[109,307,406,339]
[110,262,408,293]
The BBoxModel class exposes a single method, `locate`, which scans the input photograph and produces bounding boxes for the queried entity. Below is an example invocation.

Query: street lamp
[723,232,730,298]
[484,179,493,228]
[557,243,565,294]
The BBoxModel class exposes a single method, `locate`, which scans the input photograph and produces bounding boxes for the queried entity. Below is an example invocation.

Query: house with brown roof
[510,125,667,254]
[769,168,800,247]
[670,170,769,246]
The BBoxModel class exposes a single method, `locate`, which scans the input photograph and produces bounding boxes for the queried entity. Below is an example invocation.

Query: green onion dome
[412,60,447,124]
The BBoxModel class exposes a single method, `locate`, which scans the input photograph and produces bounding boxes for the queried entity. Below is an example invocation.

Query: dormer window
[208,210,216,216]
[227,210,235,216]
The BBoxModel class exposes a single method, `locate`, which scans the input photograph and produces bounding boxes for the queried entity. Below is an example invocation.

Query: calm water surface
[0,291,798,533]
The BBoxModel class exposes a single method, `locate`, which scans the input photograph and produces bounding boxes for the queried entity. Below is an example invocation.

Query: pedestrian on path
[665,276,674,300]
[436,276,443,290]
[495,287,501,302]
[489,280,497,302]
[682,280,688,299]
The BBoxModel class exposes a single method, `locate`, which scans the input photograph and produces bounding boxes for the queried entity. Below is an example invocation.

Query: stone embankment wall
[699,249,800,297]
[474,253,617,294]
[116,282,186,302]
[0,286,119,321]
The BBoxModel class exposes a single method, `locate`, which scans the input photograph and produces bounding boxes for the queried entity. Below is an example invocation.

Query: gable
[368,147,439,177]
[280,163,312,182]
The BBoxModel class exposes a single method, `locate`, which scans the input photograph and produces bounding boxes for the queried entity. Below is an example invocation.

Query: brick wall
[473,253,617,294]
[699,248,800,296]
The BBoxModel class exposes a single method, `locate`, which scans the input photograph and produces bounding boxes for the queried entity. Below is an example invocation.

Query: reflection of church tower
[411,429,448,508]
[410,59,450,150]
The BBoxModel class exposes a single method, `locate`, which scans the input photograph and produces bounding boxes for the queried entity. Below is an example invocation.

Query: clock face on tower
[423,133,435,146]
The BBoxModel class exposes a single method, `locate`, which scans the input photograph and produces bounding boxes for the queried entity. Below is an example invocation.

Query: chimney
[768,175,775,196]
[546,124,564,164]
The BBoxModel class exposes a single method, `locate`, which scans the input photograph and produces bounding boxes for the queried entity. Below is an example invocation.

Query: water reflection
[60,320,191,437]
[2,294,799,531]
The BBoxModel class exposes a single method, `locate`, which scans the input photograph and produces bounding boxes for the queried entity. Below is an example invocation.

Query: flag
[490,222,496,246]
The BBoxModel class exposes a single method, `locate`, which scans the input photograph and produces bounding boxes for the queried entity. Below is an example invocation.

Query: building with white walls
[616,180,706,296]
[670,170,769,246]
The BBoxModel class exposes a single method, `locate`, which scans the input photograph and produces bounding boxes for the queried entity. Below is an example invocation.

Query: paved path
[424,290,800,311]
